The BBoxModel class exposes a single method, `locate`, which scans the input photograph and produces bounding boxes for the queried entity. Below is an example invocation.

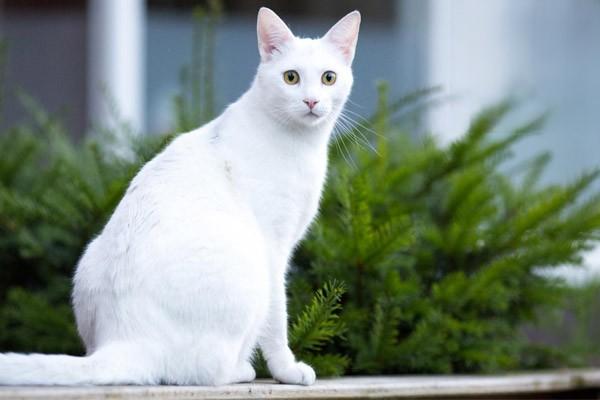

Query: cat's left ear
[257,7,294,62]
[323,11,361,65]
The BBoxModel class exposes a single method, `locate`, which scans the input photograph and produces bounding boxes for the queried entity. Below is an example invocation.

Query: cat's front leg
[259,270,316,386]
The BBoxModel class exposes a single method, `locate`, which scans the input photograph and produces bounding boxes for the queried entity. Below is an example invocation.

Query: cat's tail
[0,353,98,385]
[0,345,156,385]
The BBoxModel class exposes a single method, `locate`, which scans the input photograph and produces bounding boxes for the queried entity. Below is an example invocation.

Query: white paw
[234,361,256,383]
[272,361,316,386]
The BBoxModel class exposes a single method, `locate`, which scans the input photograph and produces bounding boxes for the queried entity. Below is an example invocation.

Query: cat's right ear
[257,7,294,62]
[324,11,361,65]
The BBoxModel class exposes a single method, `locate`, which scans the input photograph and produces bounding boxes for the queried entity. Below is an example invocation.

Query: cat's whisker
[335,117,370,154]
[338,115,371,143]
[332,127,346,164]
[340,113,386,148]
[338,112,373,140]
[332,124,357,169]
[336,113,380,156]
[339,118,378,153]
[343,106,368,117]
[338,133,357,169]
[343,110,374,129]
[347,98,366,110]
[339,117,382,156]
[335,118,372,168]
[340,110,383,139]
[349,131,379,156]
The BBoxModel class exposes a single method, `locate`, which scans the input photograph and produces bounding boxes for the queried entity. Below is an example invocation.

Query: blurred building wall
[0,1,87,137]
[427,0,600,186]
[425,0,600,280]
[0,0,145,138]
[145,2,425,133]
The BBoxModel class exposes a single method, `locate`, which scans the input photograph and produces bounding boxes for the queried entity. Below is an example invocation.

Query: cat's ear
[257,7,294,62]
[323,11,361,65]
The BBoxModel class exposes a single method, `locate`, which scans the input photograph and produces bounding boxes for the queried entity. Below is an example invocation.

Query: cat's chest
[235,152,327,246]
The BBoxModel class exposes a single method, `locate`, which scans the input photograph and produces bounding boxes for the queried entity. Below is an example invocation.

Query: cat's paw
[272,361,316,386]
[233,361,256,383]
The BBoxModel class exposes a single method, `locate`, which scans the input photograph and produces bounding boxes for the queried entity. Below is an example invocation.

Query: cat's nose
[303,99,319,110]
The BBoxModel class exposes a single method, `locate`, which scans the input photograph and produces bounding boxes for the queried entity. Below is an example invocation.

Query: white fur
[0,7,360,386]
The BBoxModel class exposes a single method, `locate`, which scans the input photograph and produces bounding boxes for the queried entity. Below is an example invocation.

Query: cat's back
[135,124,222,196]
[73,117,269,352]
[76,119,251,278]
[137,126,245,237]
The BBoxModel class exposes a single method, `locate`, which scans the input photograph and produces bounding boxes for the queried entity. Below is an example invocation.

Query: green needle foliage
[289,280,349,376]
[0,94,175,354]
[291,84,600,374]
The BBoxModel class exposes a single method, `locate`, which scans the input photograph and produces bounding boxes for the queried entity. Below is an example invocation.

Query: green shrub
[0,94,175,355]
[290,87,600,373]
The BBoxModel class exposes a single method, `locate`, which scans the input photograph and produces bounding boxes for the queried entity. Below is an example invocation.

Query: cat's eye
[322,71,337,85]
[283,70,300,85]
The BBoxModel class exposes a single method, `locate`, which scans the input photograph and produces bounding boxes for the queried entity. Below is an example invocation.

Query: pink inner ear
[332,37,354,60]
[264,42,283,57]
[262,27,291,54]
[324,11,360,64]
[258,8,294,60]
[328,33,356,63]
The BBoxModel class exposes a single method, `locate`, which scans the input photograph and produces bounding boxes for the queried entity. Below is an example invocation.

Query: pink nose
[303,99,319,110]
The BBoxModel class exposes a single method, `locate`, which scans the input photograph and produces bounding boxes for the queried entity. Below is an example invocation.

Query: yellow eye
[322,71,337,85]
[283,70,300,85]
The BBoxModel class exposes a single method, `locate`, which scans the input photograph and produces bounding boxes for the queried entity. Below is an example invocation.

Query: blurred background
[1,0,599,278]
[0,0,599,373]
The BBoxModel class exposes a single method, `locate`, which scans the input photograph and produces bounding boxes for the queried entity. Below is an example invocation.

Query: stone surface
[0,369,599,399]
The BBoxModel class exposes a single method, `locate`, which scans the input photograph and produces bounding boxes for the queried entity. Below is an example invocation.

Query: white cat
[0,7,360,386]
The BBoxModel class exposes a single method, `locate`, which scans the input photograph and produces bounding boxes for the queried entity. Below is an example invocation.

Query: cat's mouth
[306,111,321,119]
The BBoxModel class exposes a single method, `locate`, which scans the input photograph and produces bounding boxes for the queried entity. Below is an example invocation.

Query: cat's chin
[298,112,327,127]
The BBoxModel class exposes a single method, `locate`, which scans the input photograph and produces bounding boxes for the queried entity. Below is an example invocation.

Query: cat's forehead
[279,37,345,68]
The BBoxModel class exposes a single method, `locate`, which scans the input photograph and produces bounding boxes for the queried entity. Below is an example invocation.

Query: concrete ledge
[1,369,599,399]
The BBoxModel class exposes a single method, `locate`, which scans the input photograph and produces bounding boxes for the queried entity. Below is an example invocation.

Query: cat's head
[255,8,360,129]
